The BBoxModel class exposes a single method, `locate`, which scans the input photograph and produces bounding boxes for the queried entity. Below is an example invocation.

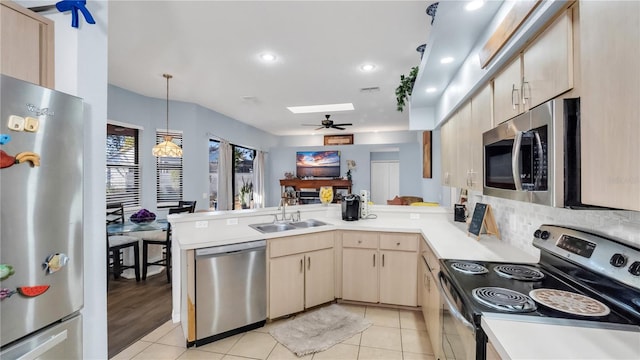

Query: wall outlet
[195,221,208,228]
[202,192,208,199]
[226,218,238,225]
[410,213,420,220]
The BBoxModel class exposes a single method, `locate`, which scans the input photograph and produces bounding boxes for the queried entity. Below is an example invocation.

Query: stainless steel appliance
[0,75,84,358]
[193,240,266,346]
[438,225,640,360]
[342,194,360,221]
[483,98,586,207]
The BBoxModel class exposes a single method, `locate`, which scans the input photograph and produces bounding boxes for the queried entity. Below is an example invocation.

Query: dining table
[107,219,169,280]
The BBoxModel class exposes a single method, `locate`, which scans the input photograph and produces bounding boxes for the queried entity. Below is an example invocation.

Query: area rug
[269,304,372,356]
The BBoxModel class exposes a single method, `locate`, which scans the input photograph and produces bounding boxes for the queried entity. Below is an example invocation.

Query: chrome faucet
[275,199,300,223]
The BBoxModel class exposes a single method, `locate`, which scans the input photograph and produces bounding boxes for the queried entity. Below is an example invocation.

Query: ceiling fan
[302,114,353,130]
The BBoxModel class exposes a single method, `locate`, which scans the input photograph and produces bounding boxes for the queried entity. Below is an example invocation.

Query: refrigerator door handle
[17,330,68,360]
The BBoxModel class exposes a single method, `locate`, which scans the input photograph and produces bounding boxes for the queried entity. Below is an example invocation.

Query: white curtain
[217,140,233,210]
[253,150,266,208]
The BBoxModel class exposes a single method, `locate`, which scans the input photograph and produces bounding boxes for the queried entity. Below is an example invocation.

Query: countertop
[482,313,640,359]
[170,205,640,358]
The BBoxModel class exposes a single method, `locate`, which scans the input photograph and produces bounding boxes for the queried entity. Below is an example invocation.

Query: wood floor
[107,273,172,358]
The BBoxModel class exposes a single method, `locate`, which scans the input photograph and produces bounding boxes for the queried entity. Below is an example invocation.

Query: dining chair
[142,206,191,283]
[106,203,140,284]
[178,200,197,213]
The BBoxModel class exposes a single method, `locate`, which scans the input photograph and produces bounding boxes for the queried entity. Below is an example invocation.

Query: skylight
[287,103,355,114]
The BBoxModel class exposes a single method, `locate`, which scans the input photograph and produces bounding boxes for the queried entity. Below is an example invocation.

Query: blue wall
[108,85,442,209]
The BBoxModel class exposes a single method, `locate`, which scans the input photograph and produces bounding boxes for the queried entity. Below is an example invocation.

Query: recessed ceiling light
[426,87,437,93]
[259,53,277,62]
[360,63,376,72]
[465,0,485,11]
[440,57,454,64]
[287,103,355,114]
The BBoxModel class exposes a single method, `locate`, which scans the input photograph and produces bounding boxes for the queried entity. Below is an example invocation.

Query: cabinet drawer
[269,231,334,258]
[342,231,378,249]
[379,233,418,252]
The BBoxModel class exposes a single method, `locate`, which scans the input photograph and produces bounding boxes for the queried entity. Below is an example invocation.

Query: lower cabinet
[422,239,444,360]
[268,232,334,319]
[341,231,418,307]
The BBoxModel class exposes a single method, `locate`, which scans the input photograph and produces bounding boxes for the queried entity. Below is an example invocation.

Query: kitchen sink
[291,219,328,228]
[249,219,328,233]
[249,222,297,233]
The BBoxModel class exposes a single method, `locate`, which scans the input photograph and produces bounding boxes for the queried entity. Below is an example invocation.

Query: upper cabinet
[0,1,54,88]
[579,1,640,211]
[493,8,574,124]
[522,9,574,110]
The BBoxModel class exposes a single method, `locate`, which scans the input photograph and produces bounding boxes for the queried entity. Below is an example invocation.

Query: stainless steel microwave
[483,98,585,208]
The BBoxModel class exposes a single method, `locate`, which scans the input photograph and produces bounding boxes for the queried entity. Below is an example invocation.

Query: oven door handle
[437,272,475,331]
[511,130,523,191]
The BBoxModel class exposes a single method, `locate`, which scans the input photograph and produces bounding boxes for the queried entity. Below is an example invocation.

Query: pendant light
[152,73,183,157]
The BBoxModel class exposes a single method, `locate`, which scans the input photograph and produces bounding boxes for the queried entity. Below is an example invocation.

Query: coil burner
[493,264,545,281]
[472,287,537,312]
[451,262,489,275]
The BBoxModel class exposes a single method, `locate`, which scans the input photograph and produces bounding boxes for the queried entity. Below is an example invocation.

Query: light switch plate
[226,218,238,225]
[410,213,420,220]
[195,221,208,228]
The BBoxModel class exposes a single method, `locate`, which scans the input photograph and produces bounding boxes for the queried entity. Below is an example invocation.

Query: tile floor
[111,304,436,360]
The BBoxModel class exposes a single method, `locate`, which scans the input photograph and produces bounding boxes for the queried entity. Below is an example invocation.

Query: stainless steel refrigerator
[0,75,83,359]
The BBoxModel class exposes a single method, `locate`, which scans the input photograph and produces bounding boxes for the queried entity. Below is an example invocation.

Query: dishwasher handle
[196,240,266,257]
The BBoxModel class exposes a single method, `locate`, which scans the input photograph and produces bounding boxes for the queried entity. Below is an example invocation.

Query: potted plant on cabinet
[395,65,419,112]
[239,177,253,209]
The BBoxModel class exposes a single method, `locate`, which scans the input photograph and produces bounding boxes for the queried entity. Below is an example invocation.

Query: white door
[370,161,399,204]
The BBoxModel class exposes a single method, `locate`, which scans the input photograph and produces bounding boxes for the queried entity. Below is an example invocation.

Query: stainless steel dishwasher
[194,239,266,346]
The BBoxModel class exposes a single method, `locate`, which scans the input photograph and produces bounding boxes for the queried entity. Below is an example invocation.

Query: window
[156,131,183,207]
[106,124,140,209]
[208,140,255,210]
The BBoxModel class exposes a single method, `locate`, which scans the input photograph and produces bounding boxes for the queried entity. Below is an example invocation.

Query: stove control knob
[609,253,627,268]
[534,230,542,238]
[629,261,640,276]
[540,231,551,240]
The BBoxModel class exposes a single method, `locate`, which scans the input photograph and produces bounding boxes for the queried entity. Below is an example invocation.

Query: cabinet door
[269,254,304,318]
[493,56,523,124]
[305,248,334,309]
[440,120,453,186]
[342,248,378,303]
[426,270,443,360]
[523,9,573,110]
[470,84,493,191]
[0,2,54,88]
[379,250,417,306]
[420,257,429,322]
[454,102,472,189]
[580,1,640,211]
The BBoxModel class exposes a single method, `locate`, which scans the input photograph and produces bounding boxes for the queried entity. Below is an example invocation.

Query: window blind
[156,131,183,207]
[106,124,140,209]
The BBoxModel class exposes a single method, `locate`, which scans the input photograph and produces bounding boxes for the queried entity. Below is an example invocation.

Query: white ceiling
[108,1,498,137]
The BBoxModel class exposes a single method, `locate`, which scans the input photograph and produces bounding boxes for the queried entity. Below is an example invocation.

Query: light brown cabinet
[268,232,334,319]
[341,231,418,306]
[421,238,443,360]
[0,1,54,88]
[579,1,640,211]
[493,8,573,125]
[441,84,492,191]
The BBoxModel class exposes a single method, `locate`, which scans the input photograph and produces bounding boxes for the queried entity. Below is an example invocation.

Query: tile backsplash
[465,191,640,257]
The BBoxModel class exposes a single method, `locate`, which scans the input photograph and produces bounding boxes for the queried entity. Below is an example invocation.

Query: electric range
[437,224,640,360]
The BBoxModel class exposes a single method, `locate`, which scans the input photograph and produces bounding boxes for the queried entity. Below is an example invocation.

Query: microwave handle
[511,131,524,191]
[437,272,475,331]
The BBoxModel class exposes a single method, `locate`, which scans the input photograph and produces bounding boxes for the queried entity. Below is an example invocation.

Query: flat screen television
[296,150,341,178]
